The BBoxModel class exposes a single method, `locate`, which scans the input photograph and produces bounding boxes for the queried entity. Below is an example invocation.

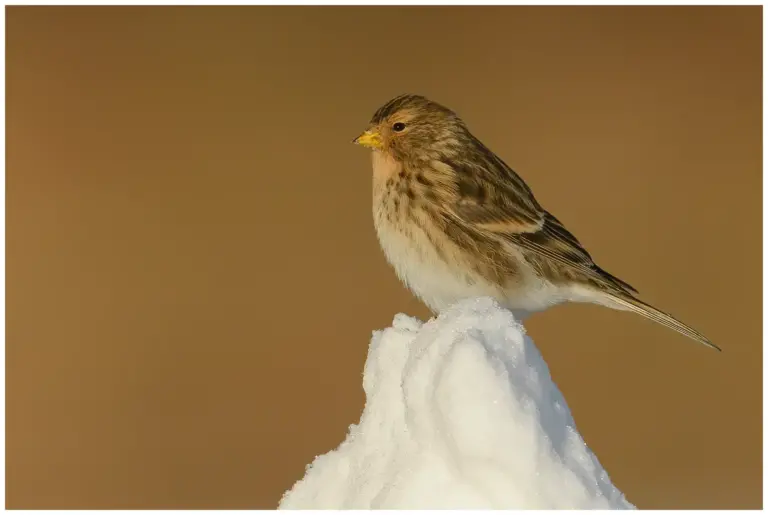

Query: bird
[352,93,719,351]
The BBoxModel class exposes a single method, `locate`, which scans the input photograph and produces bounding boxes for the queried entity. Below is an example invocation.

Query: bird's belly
[374,216,504,312]
[374,213,573,318]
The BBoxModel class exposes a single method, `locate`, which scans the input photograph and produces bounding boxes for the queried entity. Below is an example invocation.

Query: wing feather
[440,145,638,295]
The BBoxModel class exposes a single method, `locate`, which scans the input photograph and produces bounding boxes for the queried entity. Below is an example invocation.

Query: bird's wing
[442,150,638,294]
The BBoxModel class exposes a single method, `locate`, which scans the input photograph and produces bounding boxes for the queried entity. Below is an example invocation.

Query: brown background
[7,5,762,510]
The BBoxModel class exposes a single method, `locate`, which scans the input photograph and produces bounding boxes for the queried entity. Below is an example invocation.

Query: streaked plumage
[354,94,719,351]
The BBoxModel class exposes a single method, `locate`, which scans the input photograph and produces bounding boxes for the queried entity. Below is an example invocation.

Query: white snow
[279,297,634,510]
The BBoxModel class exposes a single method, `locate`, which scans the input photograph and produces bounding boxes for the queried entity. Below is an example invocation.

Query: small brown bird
[353,94,719,351]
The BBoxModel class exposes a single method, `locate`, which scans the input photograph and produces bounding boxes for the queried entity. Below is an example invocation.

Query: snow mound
[279,297,634,509]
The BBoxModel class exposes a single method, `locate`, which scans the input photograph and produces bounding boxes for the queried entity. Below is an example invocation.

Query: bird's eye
[392,122,406,132]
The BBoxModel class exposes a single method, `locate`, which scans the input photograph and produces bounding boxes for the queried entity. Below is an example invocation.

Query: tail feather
[606,293,720,351]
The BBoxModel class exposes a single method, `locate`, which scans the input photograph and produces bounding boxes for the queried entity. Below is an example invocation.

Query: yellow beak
[352,129,382,149]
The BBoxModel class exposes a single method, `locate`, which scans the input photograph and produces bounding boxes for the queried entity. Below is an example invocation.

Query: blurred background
[7,5,761,509]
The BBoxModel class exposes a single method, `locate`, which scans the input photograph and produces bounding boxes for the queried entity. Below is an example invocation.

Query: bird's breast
[370,151,503,312]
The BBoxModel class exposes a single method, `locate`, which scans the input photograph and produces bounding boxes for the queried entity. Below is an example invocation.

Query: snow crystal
[279,297,633,510]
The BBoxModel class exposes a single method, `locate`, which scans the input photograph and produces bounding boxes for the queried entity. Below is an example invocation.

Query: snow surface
[279,297,634,510]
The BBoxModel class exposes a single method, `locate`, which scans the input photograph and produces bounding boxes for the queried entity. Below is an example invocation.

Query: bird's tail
[603,292,720,351]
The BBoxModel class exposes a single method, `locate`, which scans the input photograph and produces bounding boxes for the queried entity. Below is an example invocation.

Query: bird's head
[353,94,468,162]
